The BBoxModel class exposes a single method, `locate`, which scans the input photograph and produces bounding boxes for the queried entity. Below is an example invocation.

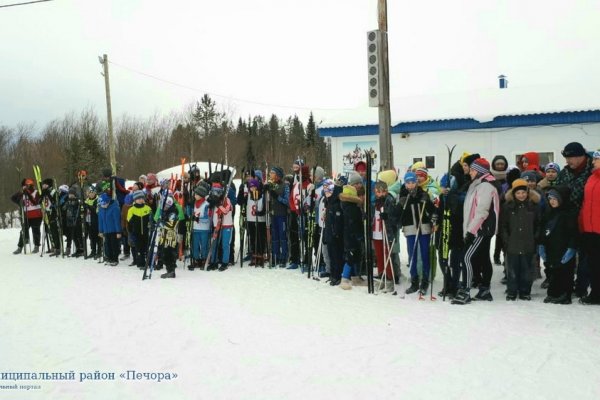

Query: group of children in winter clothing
[10,141,600,305]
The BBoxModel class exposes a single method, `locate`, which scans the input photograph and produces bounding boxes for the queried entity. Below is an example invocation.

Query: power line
[107,59,357,112]
[0,0,53,8]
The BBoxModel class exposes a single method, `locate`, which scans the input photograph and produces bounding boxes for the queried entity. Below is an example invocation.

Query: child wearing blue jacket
[98,193,122,266]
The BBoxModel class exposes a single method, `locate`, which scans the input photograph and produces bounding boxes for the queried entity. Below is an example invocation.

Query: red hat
[354,161,367,172]
[211,182,222,189]
[470,158,491,175]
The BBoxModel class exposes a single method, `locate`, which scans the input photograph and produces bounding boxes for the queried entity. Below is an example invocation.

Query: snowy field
[1,227,599,400]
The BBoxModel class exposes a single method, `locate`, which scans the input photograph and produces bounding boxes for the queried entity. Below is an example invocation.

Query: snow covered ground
[1,227,599,400]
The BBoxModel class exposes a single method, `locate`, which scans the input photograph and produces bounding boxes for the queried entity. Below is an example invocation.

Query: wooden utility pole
[378,0,393,169]
[99,54,117,176]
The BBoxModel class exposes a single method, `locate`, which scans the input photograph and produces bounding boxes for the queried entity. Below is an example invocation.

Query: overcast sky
[1,0,599,130]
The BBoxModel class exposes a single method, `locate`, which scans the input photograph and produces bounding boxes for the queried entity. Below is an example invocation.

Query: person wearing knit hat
[453,156,500,305]
[539,185,577,304]
[338,184,363,290]
[462,153,481,169]
[323,176,343,285]
[265,166,289,268]
[348,171,362,186]
[501,172,541,301]
[322,179,334,195]
[270,166,284,180]
[127,189,152,269]
[377,169,397,187]
[404,171,417,184]
[354,160,367,175]
[470,158,491,176]
[190,181,212,270]
[398,168,437,295]
[246,175,268,268]
[561,142,586,158]
[373,175,399,292]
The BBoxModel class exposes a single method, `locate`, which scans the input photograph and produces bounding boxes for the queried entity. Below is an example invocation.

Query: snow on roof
[318,82,600,129]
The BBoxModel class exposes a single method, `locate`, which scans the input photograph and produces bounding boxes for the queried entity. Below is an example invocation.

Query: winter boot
[540,278,549,289]
[418,279,429,295]
[340,278,352,290]
[286,263,299,270]
[32,245,40,254]
[188,260,196,271]
[550,293,572,305]
[351,276,367,287]
[218,263,228,271]
[506,294,517,301]
[473,286,493,301]
[249,255,256,267]
[451,288,472,305]
[12,247,23,255]
[207,263,219,271]
[405,278,420,294]
[519,294,532,301]
[579,295,600,305]
[160,271,176,279]
[120,253,130,261]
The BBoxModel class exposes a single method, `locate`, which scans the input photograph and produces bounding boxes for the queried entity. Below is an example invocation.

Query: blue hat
[132,190,145,201]
[254,170,263,182]
[404,171,417,184]
[270,166,284,179]
[99,193,111,206]
[544,162,561,173]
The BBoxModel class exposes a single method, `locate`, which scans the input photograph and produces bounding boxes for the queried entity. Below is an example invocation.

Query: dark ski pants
[47,218,60,251]
[247,221,266,256]
[575,249,590,296]
[582,233,600,301]
[493,233,504,261]
[66,225,83,253]
[506,253,534,296]
[449,247,465,290]
[161,245,178,273]
[271,215,288,264]
[103,232,120,263]
[328,237,344,281]
[463,235,492,289]
[121,234,130,256]
[547,260,575,299]
[289,212,300,264]
[406,233,431,281]
[130,232,149,267]
[87,223,99,255]
[17,217,42,248]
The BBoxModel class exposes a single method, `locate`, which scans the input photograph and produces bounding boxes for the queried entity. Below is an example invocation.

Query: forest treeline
[0,94,330,226]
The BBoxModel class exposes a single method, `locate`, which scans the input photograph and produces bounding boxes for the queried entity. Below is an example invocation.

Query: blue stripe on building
[320,110,600,137]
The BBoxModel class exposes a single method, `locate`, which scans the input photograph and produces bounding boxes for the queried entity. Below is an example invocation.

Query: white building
[320,110,600,179]
[319,84,600,178]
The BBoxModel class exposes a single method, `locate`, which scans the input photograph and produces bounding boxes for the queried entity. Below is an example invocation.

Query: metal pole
[100,54,117,176]
[378,0,393,170]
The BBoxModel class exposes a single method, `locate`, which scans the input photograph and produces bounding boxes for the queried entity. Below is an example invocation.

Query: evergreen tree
[305,112,316,148]
[193,94,220,138]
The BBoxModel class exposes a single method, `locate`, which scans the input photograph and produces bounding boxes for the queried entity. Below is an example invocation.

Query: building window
[425,156,436,169]
[515,152,554,168]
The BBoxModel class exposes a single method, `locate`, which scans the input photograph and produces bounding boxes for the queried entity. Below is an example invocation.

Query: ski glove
[464,232,475,248]
[538,245,546,262]
[561,248,576,264]
[379,211,388,221]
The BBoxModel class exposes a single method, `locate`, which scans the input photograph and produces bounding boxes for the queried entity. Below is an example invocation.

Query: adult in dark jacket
[555,142,594,297]
[339,185,363,290]
[578,152,600,305]
[539,186,578,304]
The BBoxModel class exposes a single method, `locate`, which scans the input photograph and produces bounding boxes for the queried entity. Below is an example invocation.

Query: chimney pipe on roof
[498,74,508,89]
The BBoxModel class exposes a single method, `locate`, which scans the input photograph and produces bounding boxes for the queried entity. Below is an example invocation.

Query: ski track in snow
[1,228,599,400]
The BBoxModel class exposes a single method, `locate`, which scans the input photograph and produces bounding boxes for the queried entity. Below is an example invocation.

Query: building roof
[320,110,600,137]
